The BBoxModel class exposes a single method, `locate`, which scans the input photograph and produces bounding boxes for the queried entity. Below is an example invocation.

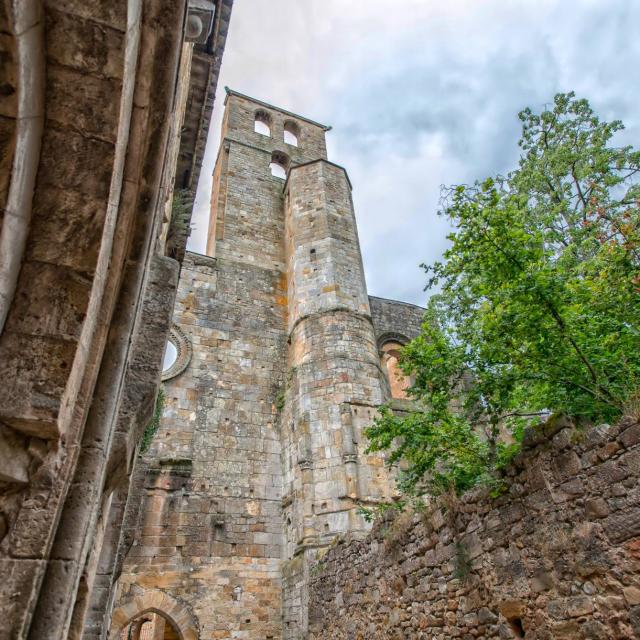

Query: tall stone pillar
[282,160,393,637]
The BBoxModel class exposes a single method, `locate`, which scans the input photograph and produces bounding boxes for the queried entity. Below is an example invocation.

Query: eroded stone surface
[113,92,425,640]
[308,419,640,639]
[0,1,232,638]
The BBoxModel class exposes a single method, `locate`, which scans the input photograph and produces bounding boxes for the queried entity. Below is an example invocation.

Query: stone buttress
[281,160,397,637]
[111,90,424,639]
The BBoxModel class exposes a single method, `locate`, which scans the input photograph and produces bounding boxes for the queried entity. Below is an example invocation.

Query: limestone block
[46,9,124,79]
[26,185,107,271]
[0,331,76,437]
[0,425,30,483]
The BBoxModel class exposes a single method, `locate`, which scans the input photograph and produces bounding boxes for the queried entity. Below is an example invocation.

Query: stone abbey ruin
[112,89,425,639]
[1,2,639,640]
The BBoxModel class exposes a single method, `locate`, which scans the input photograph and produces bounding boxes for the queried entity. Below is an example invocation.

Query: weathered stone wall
[281,153,399,637]
[112,90,335,639]
[114,248,287,639]
[0,3,184,637]
[308,419,640,639]
[369,295,424,347]
[0,1,232,638]
[114,93,414,639]
[206,89,329,258]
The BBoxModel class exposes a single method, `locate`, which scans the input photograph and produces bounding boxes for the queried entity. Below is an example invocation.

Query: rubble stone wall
[309,419,640,640]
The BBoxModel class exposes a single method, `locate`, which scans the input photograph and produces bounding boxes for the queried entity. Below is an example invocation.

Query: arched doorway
[110,589,198,640]
[380,339,412,400]
[119,612,180,640]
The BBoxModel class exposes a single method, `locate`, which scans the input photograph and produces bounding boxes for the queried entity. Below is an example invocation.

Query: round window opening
[161,325,192,381]
[162,340,178,372]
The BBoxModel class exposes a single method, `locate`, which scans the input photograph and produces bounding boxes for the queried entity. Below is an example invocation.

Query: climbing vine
[140,386,165,453]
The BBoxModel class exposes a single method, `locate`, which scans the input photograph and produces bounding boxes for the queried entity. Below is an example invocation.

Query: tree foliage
[366,93,640,495]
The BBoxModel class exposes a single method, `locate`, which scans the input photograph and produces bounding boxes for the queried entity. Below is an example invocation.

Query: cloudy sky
[187,0,639,306]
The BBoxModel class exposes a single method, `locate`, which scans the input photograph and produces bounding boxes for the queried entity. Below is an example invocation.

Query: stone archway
[378,334,412,400]
[109,589,199,640]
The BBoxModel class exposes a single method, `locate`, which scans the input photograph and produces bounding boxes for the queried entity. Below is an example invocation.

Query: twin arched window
[254,112,300,147]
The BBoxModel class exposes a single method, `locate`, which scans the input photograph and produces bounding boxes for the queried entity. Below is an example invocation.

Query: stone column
[283,160,388,637]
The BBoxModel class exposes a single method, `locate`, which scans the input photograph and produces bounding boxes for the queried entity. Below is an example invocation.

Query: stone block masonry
[114,249,287,639]
[0,2,233,638]
[308,418,640,639]
[111,90,426,639]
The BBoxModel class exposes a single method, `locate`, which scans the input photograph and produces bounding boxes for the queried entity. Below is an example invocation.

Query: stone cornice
[224,87,332,131]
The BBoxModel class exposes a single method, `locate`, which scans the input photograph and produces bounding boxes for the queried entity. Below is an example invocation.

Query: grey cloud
[189,0,640,307]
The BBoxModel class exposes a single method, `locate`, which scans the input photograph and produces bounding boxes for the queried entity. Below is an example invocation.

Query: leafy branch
[140,386,165,453]
[366,93,640,496]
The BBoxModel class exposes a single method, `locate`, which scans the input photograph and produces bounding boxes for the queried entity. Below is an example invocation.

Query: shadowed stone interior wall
[308,419,640,640]
[0,1,232,637]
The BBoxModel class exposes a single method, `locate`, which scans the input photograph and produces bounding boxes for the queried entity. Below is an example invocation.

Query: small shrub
[382,507,414,551]
[140,386,165,453]
[274,387,286,412]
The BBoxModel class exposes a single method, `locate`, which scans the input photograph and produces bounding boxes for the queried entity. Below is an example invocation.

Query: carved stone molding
[161,324,192,381]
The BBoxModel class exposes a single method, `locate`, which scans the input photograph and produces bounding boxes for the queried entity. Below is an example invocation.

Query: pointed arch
[109,589,199,640]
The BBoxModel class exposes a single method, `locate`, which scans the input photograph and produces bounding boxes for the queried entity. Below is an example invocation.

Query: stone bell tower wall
[281,160,396,637]
[114,91,401,639]
[206,91,329,260]
[113,88,333,640]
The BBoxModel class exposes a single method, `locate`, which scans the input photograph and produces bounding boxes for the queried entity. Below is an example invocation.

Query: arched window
[380,341,411,400]
[254,110,271,137]
[110,589,198,640]
[283,121,299,147]
[269,151,289,179]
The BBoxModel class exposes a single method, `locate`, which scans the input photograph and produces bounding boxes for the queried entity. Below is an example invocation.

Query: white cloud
[188,0,640,305]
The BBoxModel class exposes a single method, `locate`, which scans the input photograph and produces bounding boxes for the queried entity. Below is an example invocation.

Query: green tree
[366,93,640,496]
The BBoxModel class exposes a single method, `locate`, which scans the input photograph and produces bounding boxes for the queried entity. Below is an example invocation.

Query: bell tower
[113,89,405,640]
